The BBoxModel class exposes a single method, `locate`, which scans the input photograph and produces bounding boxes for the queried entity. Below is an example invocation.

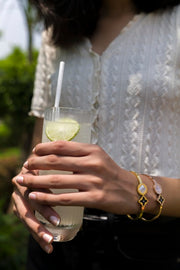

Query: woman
[12,0,180,269]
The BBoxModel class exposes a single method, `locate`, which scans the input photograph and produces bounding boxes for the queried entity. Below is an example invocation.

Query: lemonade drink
[35,107,92,242]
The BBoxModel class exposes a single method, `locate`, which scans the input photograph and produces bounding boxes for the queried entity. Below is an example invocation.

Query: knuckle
[87,174,103,189]
[59,196,72,206]
[55,193,72,206]
[47,154,59,164]
[89,158,104,172]
[28,156,36,168]
[89,190,105,206]
[92,144,102,154]
[53,140,65,150]
[50,175,61,186]
[91,176,104,188]
[93,190,105,204]
[95,159,104,170]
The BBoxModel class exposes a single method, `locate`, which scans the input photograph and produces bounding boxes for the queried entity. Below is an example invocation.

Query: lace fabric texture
[30,6,180,178]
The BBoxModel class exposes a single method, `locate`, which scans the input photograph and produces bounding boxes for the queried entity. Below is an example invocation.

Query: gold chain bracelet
[127,171,149,220]
[141,175,165,222]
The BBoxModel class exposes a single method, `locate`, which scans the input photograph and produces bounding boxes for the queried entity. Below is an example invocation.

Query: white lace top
[30,5,180,178]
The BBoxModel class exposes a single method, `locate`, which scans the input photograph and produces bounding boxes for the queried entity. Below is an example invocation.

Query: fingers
[13,179,61,227]
[15,173,95,190]
[33,140,92,157]
[12,189,54,254]
[23,155,89,172]
[12,173,61,253]
[28,190,95,208]
[24,142,105,174]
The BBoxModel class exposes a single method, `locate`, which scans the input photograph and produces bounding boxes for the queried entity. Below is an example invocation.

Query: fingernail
[29,193,37,200]
[23,160,28,168]
[49,216,60,226]
[32,147,36,153]
[44,245,53,254]
[16,176,24,184]
[43,233,53,244]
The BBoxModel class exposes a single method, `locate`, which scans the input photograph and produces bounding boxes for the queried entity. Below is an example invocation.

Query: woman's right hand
[12,166,60,254]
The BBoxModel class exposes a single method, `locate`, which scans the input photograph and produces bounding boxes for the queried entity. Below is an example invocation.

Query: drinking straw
[54,61,65,108]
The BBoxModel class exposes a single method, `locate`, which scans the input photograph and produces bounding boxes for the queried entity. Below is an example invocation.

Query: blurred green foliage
[0,47,38,156]
[0,47,38,269]
[0,121,11,145]
[0,150,21,212]
[0,205,29,270]
[0,151,29,270]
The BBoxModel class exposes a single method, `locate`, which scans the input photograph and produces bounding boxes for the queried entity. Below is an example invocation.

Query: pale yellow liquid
[35,119,91,242]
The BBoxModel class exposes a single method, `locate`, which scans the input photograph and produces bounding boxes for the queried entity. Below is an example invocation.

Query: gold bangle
[141,175,165,222]
[127,171,149,220]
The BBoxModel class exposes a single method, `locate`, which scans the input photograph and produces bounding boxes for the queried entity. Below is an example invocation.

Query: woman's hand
[16,141,139,215]
[12,167,60,254]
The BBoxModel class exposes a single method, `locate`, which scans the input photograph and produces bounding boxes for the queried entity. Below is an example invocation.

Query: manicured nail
[29,193,37,200]
[23,160,28,168]
[16,176,24,184]
[44,245,52,254]
[43,233,53,244]
[50,216,60,226]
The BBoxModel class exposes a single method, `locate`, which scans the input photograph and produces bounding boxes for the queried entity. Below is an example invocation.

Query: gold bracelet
[141,175,165,222]
[127,171,149,220]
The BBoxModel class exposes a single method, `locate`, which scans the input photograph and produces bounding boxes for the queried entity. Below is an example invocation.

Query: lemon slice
[45,118,80,141]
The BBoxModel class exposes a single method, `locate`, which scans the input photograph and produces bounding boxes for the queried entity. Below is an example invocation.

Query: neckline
[85,12,145,57]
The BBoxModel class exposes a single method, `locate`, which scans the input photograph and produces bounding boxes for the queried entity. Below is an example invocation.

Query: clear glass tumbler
[35,107,93,242]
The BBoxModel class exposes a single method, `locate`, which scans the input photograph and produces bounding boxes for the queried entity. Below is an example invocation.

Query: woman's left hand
[16,141,138,215]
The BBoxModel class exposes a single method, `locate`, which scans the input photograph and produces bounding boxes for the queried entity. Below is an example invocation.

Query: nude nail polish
[50,216,60,226]
[16,176,24,184]
[23,160,28,168]
[43,233,53,244]
[44,245,52,254]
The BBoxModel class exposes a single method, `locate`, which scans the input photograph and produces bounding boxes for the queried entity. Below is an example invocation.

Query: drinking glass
[35,107,93,242]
